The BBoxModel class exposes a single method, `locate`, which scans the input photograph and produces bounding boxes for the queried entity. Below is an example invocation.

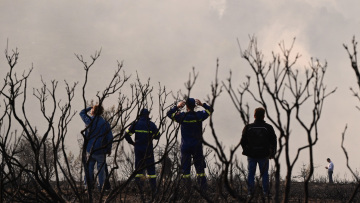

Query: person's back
[177,111,207,147]
[131,117,159,152]
[166,98,213,192]
[87,116,112,154]
[79,105,113,191]
[242,120,275,158]
[80,106,113,155]
[124,109,160,199]
[167,99,213,148]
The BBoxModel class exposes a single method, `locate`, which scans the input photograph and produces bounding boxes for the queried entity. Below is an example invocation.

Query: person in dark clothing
[160,152,172,185]
[167,98,213,191]
[241,107,277,198]
[80,105,113,191]
[124,109,160,198]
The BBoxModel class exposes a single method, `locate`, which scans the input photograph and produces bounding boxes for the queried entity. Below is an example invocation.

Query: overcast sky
[1,0,360,180]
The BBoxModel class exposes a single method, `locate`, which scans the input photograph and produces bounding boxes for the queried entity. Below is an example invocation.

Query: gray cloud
[1,0,360,179]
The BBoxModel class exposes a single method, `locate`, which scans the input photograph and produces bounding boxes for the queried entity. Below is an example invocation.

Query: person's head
[327,158,331,163]
[254,107,265,120]
[139,108,150,118]
[91,104,104,116]
[186,98,196,111]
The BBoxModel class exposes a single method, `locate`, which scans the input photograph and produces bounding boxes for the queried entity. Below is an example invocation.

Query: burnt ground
[101,181,360,202]
[3,180,360,202]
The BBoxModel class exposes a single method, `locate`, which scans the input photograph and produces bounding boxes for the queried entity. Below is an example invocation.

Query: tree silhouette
[343,36,360,203]
[0,37,347,202]
[222,36,335,202]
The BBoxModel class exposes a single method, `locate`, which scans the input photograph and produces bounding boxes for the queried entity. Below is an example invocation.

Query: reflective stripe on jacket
[167,103,213,148]
[124,116,159,152]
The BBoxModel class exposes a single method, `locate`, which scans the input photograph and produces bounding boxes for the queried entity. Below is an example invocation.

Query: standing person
[166,98,214,191]
[325,158,334,183]
[80,105,113,191]
[160,151,173,184]
[241,107,277,198]
[124,109,160,198]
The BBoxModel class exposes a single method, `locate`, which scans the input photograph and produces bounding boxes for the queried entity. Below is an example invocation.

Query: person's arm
[240,125,249,155]
[80,107,92,125]
[152,122,160,140]
[195,99,214,120]
[269,125,277,159]
[153,129,160,140]
[167,101,185,122]
[124,123,135,145]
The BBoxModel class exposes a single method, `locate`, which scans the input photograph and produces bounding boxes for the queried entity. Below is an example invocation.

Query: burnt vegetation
[0,37,359,202]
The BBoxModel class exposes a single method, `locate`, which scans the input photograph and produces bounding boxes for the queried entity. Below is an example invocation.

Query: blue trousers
[247,157,269,194]
[181,145,206,189]
[135,149,156,176]
[135,149,157,193]
[85,153,106,190]
[328,170,333,183]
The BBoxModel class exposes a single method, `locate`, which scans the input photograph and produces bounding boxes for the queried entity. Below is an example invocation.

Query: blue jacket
[124,116,159,153]
[80,107,113,155]
[167,103,213,149]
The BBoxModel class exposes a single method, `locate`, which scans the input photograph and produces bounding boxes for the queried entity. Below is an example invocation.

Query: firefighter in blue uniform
[124,109,160,198]
[167,98,213,191]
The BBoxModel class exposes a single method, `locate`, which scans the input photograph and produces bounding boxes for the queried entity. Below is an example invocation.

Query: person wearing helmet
[167,98,213,191]
[124,109,160,199]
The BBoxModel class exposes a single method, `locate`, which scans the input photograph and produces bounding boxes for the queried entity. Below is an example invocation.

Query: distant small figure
[160,152,172,183]
[241,107,277,198]
[325,158,334,183]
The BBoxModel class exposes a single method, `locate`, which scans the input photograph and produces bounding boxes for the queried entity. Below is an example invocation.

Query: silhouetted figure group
[79,98,213,198]
[79,101,285,200]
